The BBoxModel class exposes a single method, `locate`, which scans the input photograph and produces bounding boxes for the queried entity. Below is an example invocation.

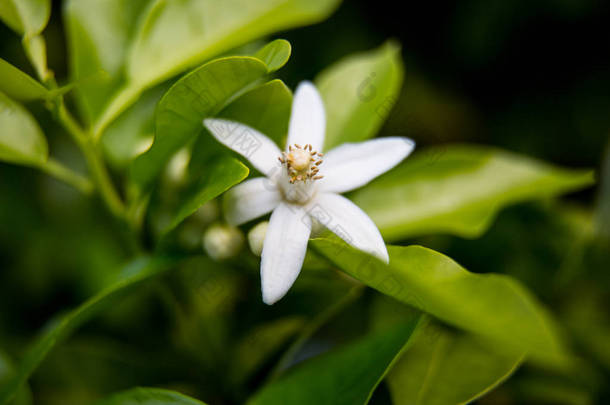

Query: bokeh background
[1,0,609,404]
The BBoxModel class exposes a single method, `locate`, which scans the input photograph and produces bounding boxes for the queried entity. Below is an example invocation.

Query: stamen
[278,143,325,183]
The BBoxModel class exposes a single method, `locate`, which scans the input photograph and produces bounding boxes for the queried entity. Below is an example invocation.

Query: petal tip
[262,286,285,305]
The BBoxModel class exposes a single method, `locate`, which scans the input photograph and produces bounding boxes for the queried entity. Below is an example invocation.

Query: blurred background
[1,0,609,404]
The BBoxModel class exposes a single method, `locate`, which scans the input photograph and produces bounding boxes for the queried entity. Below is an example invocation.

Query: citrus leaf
[94,387,208,405]
[163,157,249,235]
[130,56,267,194]
[0,255,181,405]
[311,238,570,367]
[388,321,523,405]
[0,58,48,101]
[0,91,48,166]
[248,317,423,405]
[316,40,404,150]
[351,145,595,240]
[255,39,292,73]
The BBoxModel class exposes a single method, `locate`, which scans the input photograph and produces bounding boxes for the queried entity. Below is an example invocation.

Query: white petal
[286,81,326,151]
[224,177,281,226]
[310,193,389,263]
[203,118,282,176]
[318,137,415,194]
[261,203,312,305]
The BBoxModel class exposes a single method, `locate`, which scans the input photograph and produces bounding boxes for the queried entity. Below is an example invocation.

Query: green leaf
[255,39,292,73]
[101,84,167,169]
[0,91,48,166]
[0,0,50,36]
[230,316,305,386]
[90,0,339,138]
[163,157,249,235]
[387,321,523,405]
[217,79,292,147]
[248,317,423,405]
[127,0,341,88]
[0,255,181,405]
[130,56,268,194]
[0,352,31,405]
[94,387,208,405]
[0,0,52,81]
[351,145,595,240]
[0,58,48,101]
[64,0,151,123]
[311,238,570,366]
[316,40,404,150]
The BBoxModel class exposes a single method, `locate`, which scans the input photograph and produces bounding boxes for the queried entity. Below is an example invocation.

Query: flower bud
[202,224,244,261]
[247,221,269,257]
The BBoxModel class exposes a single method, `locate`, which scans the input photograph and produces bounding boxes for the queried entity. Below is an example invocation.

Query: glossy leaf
[0,255,181,405]
[351,145,595,240]
[127,0,341,87]
[388,321,523,405]
[0,58,48,101]
[248,317,423,405]
[216,79,292,147]
[0,0,49,36]
[130,56,268,193]
[163,157,249,235]
[90,0,339,137]
[64,0,151,123]
[94,387,207,405]
[101,84,167,169]
[255,39,292,73]
[230,316,305,385]
[0,352,31,405]
[316,40,404,150]
[311,238,569,366]
[0,91,48,166]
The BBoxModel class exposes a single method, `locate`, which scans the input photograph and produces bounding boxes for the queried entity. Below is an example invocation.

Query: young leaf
[311,238,570,367]
[63,0,151,123]
[248,317,423,405]
[0,58,48,101]
[255,39,292,73]
[94,387,208,405]
[387,321,523,405]
[0,255,181,405]
[163,157,249,235]
[0,352,31,405]
[127,0,341,88]
[351,145,595,240]
[316,40,404,150]
[216,79,292,147]
[0,0,50,36]
[85,0,338,137]
[0,91,48,166]
[0,0,52,80]
[130,56,268,194]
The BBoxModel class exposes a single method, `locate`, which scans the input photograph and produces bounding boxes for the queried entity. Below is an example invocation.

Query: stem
[56,102,126,219]
[41,158,94,194]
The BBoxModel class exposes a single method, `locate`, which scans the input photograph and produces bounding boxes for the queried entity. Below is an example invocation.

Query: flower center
[278,144,324,184]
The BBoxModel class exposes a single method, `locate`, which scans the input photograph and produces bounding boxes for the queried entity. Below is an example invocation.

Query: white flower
[204,82,414,304]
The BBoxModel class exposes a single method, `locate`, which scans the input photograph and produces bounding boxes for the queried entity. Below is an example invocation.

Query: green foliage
[387,321,522,405]
[0,1,604,404]
[163,157,249,235]
[249,318,423,405]
[130,56,267,194]
[351,145,595,240]
[0,58,48,101]
[312,237,569,366]
[316,40,404,150]
[94,388,208,405]
[0,256,181,405]
[0,91,47,166]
